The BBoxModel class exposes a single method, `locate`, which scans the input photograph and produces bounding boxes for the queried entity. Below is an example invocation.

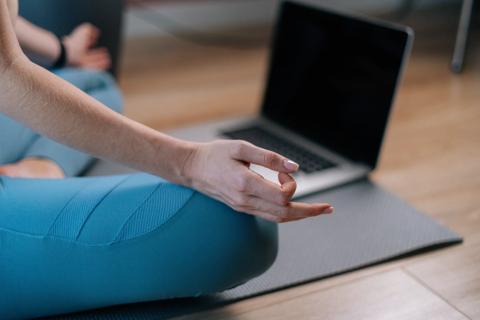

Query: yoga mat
[52,161,462,319]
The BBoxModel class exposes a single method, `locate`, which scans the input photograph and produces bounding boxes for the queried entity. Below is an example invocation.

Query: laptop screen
[261,1,411,168]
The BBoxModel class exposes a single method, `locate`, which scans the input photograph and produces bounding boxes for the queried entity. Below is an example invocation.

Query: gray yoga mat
[51,160,462,319]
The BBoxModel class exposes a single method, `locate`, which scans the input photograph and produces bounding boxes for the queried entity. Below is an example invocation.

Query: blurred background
[121,0,478,132]
[19,0,480,129]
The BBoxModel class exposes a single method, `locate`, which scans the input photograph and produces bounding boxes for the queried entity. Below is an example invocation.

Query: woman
[0,1,333,318]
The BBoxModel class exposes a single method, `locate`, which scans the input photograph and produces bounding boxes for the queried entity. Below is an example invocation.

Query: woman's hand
[182,140,334,223]
[63,23,111,70]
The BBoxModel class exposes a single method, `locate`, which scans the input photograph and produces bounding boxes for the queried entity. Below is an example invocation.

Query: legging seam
[111,182,165,242]
[109,186,197,244]
[0,227,45,239]
[0,191,199,247]
[45,176,129,239]
[46,182,90,236]
[111,189,198,244]
[74,175,131,240]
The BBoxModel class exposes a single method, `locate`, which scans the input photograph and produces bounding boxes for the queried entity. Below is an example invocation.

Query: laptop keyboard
[222,125,336,174]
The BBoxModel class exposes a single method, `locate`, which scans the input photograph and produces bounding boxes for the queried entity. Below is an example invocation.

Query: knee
[169,191,279,295]
[237,216,279,280]
[215,214,279,293]
[198,197,279,292]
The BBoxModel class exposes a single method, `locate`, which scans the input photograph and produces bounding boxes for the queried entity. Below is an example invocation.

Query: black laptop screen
[261,1,410,168]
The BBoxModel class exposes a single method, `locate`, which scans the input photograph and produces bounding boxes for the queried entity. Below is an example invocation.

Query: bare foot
[0,158,65,179]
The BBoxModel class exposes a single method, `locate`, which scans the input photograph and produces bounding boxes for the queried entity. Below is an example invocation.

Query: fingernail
[284,159,299,171]
[324,206,334,214]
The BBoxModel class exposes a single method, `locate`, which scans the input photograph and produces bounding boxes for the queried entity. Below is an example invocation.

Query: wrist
[51,35,67,69]
[62,36,74,66]
[174,140,199,187]
[148,132,199,186]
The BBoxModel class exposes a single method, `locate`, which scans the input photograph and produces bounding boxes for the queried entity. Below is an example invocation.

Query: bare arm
[0,1,193,183]
[0,0,333,222]
[15,17,60,66]
[15,15,110,70]
[1,54,189,184]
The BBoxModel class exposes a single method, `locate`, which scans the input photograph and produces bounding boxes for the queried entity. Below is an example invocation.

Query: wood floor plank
[405,238,480,319]
[120,32,267,129]
[179,270,469,320]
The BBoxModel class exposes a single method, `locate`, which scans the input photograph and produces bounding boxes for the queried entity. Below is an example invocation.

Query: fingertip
[323,206,334,214]
[283,159,299,172]
[308,203,333,216]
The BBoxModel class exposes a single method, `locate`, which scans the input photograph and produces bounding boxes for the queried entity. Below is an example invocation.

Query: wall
[124,0,456,38]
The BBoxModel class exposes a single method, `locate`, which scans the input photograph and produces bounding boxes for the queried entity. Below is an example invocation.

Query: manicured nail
[324,206,334,214]
[284,159,299,171]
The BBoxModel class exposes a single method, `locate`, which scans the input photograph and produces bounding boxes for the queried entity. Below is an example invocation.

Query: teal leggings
[0,69,278,319]
[0,174,277,319]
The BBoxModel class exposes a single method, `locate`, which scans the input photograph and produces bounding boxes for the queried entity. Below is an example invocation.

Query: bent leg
[0,114,39,165]
[21,68,124,176]
[0,174,278,319]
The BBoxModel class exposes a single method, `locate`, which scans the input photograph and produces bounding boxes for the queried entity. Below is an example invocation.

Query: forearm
[0,56,193,184]
[0,0,20,70]
[15,17,60,66]
[15,17,60,65]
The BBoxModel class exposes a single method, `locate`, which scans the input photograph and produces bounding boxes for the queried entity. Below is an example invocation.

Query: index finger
[231,141,299,173]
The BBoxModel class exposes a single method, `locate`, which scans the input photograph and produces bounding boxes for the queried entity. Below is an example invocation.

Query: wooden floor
[119,4,480,319]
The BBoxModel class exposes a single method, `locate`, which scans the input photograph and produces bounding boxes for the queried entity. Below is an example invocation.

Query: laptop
[171,1,413,198]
